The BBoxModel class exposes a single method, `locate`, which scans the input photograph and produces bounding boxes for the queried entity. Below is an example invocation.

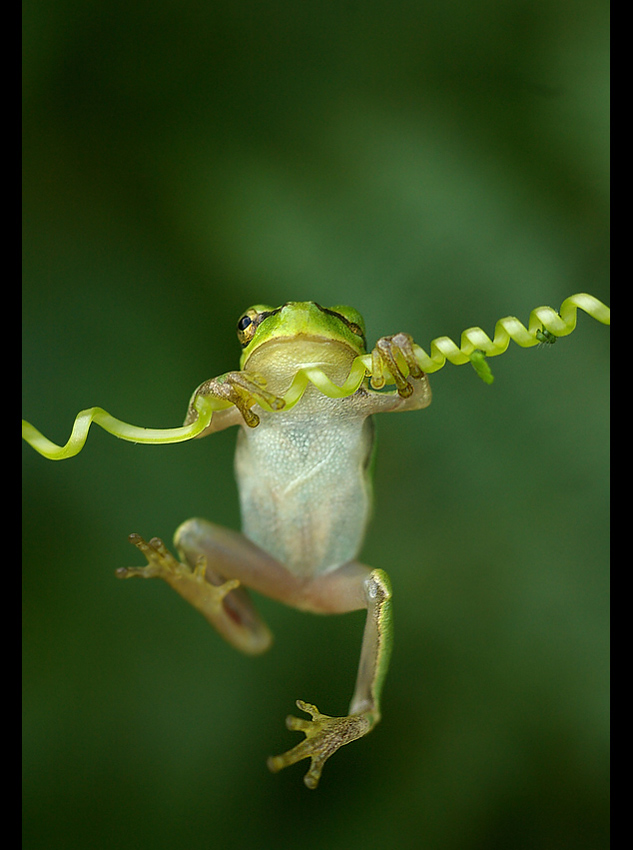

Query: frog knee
[173,517,215,550]
[366,569,392,603]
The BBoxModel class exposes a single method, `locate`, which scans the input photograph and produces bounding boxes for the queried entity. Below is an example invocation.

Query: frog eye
[236,305,276,347]
[236,309,260,346]
[346,321,365,338]
[325,305,367,346]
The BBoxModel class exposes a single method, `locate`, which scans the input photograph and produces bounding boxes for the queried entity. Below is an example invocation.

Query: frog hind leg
[116,521,274,656]
[267,566,393,789]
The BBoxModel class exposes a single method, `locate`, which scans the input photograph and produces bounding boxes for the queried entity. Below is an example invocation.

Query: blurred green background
[23,2,609,848]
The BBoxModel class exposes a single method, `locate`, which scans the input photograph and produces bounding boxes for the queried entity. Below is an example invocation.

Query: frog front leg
[184,370,286,433]
[364,332,433,412]
[267,564,393,790]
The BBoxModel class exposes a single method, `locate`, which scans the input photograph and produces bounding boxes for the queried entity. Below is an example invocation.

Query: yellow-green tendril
[21,396,220,460]
[405,292,610,376]
[469,350,495,385]
[22,292,610,460]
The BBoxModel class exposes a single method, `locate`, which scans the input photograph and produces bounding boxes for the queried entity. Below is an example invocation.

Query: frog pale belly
[235,399,374,577]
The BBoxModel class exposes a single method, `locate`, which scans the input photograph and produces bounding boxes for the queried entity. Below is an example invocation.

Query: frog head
[237,302,367,369]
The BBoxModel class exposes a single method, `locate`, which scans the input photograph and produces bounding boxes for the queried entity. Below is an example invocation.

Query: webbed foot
[117,534,239,609]
[267,700,374,789]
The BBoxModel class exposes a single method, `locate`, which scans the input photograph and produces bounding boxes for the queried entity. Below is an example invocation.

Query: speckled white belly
[235,393,374,577]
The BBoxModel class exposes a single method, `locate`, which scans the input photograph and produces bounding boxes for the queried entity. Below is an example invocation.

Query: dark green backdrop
[23,2,609,848]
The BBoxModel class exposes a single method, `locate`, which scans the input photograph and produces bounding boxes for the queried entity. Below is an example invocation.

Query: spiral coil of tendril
[22,292,609,460]
[410,292,610,371]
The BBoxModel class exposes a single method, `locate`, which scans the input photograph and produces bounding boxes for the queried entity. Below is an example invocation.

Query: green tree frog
[118,301,431,788]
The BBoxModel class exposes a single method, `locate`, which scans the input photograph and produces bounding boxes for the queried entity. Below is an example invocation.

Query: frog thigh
[175,519,370,615]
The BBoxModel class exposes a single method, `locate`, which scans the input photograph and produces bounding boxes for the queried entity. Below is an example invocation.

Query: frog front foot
[117,534,239,611]
[267,699,374,789]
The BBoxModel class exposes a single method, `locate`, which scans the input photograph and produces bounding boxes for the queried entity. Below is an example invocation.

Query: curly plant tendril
[21,395,222,460]
[22,292,609,460]
[414,291,610,375]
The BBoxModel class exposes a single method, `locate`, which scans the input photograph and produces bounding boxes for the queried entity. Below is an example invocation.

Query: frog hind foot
[118,533,273,656]
[267,700,374,789]
[117,533,239,608]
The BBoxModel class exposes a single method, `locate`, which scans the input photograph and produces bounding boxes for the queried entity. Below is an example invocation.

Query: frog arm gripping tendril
[22,292,609,460]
